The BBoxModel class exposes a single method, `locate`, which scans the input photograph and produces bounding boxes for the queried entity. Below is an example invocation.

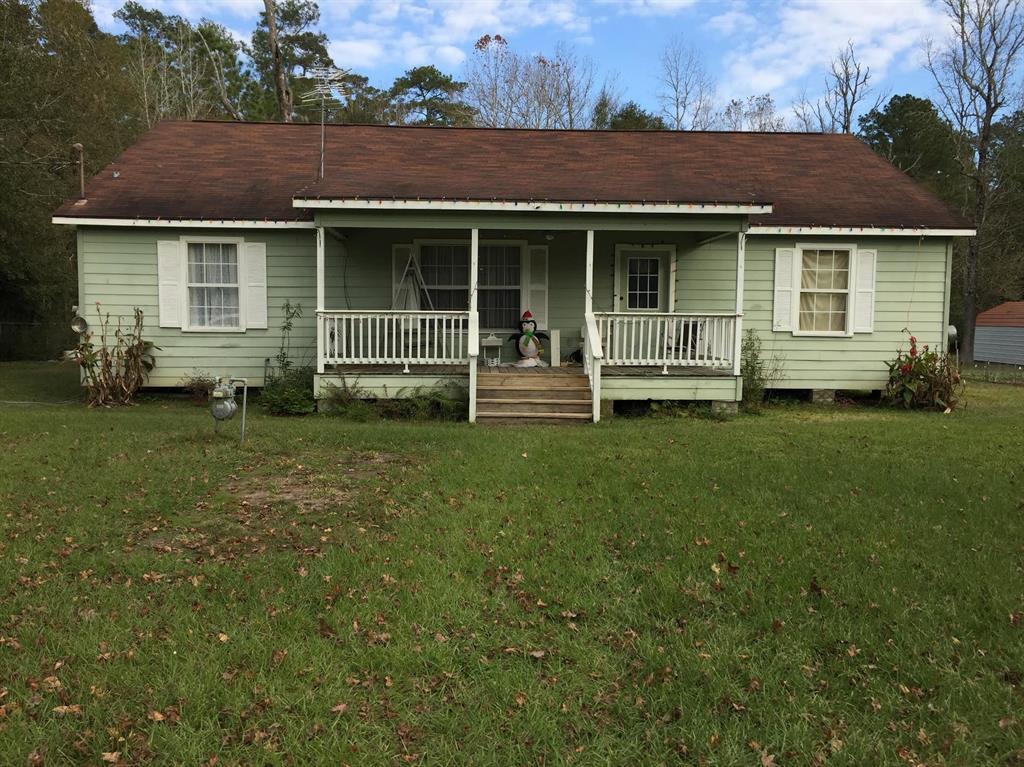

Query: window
[797,247,850,333]
[416,242,522,329]
[418,244,469,311]
[187,242,240,328]
[478,245,521,328]
[627,256,661,310]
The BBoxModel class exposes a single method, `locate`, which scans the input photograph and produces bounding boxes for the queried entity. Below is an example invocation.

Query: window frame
[410,238,529,332]
[179,235,247,333]
[791,242,857,338]
[614,244,676,313]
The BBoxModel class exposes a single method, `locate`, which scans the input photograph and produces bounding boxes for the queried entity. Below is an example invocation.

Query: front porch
[313,220,747,422]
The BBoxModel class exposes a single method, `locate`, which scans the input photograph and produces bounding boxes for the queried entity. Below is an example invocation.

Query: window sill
[789,330,854,338]
[181,326,247,334]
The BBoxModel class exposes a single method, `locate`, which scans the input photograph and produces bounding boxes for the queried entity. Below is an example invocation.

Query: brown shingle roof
[55,120,970,229]
[977,301,1024,327]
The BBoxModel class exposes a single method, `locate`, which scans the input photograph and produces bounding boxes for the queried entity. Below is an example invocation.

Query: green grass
[963,361,1024,386]
[0,362,1022,766]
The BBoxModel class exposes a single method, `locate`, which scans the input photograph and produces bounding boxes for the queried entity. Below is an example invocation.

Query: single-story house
[53,121,972,422]
[975,301,1024,365]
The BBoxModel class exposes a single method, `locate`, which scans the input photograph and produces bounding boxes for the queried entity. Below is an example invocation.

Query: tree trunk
[263,0,292,123]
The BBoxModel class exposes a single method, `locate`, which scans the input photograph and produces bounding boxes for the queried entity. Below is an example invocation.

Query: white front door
[614,246,675,312]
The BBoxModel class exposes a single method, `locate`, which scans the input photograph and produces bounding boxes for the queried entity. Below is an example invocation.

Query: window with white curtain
[187,242,240,328]
[417,242,522,329]
[797,247,851,333]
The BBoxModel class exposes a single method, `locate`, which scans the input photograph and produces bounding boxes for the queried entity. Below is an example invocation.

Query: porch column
[469,228,479,423]
[584,229,594,315]
[733,230,746,377]
[316,226,325,375]
[470,228,479,315]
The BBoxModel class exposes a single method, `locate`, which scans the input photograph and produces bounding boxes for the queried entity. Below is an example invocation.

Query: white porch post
[733,230,746,377]
[316,226,325,374]
[468,228,479,423]
[585,229,594,315]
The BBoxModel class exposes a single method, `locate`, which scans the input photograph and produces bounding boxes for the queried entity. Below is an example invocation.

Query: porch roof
[54,120,970,230]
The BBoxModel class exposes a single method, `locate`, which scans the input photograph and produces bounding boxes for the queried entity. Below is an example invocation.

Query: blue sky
[90,0,952,121]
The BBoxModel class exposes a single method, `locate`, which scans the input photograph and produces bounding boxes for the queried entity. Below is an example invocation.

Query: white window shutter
[854,248,876,333]
[157,240,182,328]
[527,245,548,328]
[772,247,796,331]
[244,242,267,329]
[392,244,419,309]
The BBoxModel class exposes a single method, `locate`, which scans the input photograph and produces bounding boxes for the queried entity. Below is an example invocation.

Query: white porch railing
[594,312,738,370]
[318,310,471,370]
[582,312,603,422]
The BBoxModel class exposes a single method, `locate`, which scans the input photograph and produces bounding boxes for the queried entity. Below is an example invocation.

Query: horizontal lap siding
[675,237,738,313]
[975,327,1024,364]
[80,228,317,386]
[743,235,950,390]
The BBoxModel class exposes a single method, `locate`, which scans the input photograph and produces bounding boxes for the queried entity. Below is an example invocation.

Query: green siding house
[54,122,972,422]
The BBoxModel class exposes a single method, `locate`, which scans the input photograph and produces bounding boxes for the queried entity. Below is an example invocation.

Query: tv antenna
[301,66,351,179]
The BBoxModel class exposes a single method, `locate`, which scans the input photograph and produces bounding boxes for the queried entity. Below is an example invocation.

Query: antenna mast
[301,67,350,180]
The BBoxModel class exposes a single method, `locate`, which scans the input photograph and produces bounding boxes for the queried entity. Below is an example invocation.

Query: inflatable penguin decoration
[509,310,549,367]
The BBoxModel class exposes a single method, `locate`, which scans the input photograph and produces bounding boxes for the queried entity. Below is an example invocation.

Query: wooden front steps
[476,370,592,424]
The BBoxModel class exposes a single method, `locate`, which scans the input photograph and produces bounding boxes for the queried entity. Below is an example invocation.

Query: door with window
[614,246,674,312]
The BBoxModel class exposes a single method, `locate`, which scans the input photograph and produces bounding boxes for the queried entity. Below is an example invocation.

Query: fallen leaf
[100,753,121,763]
[52,704,82,715]
[514,692,526,707]
[528,650,546,659]
[148,710,166,721]
[331,702,349,715]
[271,648,287,665]
[217,632,229,643]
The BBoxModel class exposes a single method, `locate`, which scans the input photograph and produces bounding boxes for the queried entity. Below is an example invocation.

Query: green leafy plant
[882,332,964,411]
[321,380,468,421]
[181,369,215,404]
[65,304,157,406]
[740,328,783,411]
[261,300,314,416]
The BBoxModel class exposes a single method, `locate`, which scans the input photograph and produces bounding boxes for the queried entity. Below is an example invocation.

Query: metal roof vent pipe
[211,377,248,444]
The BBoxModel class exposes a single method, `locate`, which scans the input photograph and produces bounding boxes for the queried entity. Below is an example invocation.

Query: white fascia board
[293,198,773,215]
[52,217,316,229]
[747,225,976,237]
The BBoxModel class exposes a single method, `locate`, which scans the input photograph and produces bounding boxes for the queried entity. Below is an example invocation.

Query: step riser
[478,376,588,387]
[477,389,591,401]
[477,417,589,425]
[477,401,592,415]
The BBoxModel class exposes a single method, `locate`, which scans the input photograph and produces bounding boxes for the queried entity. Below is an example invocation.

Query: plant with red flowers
[882,332,964,411]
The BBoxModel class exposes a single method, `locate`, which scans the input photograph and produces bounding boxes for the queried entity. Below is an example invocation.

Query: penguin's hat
[520,310,534,322]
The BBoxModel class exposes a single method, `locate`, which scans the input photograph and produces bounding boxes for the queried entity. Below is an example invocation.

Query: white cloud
[329,39,387,69]
[596,0,697,16]
[717,0,948,108]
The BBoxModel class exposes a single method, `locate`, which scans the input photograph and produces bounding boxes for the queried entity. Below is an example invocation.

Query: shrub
[181,369,215,404]
[321,381,468,421]
[65,304,157,406]
[882,333,964,411]
[261,366,315,416]
[740,329,783,411]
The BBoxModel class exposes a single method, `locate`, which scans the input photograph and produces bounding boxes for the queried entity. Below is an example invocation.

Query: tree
[246,0,332,122]
[926,0,1024,363]
[858,95,964,203]
[0,0,140,324]
[390,66,474,126]
[115,2,248,124]
[793,42,879,133]
[463,37,599,129]
[657,35,715,130]
[606,101,666,130]
[718,94,786,131]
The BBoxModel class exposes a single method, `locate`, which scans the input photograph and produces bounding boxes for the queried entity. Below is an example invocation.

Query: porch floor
[324,364,733,378]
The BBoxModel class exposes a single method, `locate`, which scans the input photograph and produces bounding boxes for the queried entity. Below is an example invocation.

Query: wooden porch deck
[324,363,733,378]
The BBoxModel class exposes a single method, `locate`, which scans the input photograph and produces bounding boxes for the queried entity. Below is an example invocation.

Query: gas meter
[210,377,248,443]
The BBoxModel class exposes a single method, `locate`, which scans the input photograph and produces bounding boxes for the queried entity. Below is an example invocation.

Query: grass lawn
[0,362,1022,766]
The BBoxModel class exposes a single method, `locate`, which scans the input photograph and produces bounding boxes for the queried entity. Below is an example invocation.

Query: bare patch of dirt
[133,451,402,562]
